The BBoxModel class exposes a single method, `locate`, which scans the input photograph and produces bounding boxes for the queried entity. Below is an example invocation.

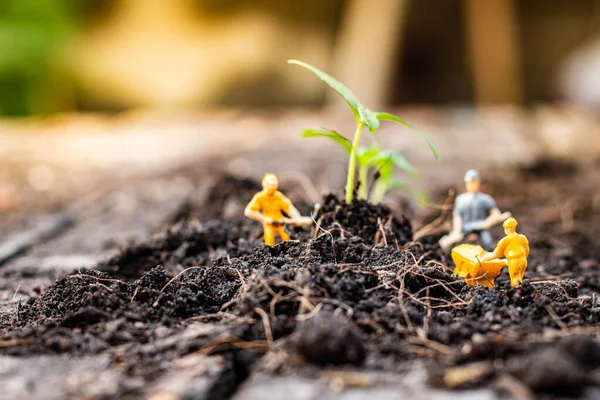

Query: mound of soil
[317,194,413,245]
[1,174,599,398]
[294,310,366,366]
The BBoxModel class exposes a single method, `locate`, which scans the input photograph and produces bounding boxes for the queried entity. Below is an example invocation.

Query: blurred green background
[2,0,600,116]
[0,0,74,115]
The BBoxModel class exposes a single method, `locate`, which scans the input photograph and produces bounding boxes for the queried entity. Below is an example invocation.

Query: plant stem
[357,165,368,200]
[370,181,387,204]
[345,121,365,204]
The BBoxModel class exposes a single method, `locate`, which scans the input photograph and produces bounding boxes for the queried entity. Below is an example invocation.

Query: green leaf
[375,112,439,160]
[370,150,419,178]
[385,177,429,205]
[356,144,379,166]
[302,128,352,154]
[377,163,393,181]
[385,177,413,192]
[358,107,380,132]
[415,192,430,205]
[288,59,362,120]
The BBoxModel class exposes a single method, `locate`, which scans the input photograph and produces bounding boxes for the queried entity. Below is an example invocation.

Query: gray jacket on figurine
[453,192,497,249]
[439,169,511,251]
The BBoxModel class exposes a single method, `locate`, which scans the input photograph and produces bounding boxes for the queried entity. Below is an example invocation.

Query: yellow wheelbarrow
[451,244,508,288]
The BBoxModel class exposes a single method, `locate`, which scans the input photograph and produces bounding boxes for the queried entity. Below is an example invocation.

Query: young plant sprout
[301,132,420,204]
[288,59,438,204]
[363,147,418,205]
[353,142,423,205]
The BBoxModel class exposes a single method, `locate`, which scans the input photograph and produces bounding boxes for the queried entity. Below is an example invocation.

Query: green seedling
[288,59,438,204]
[302,132,425,204]
[358,144,423,205]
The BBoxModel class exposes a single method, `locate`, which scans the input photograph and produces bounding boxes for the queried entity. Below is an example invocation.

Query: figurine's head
[503,217,517,234]
[464,169,480,194]
[262,173,278,194]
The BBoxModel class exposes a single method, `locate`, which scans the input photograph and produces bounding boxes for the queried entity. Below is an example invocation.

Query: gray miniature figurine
[439,169,511,250]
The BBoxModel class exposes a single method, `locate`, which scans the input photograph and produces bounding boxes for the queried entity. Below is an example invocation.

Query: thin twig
[197,333,269,355]
[311,297,354,317]
[377,217,388,246]
[0,339,28,348]
[296,302,324,322]
[11,285,21,301]
[310,213,337,265]
[70,274,126,285]
[253,307,274,344]
[406,336,455,356]
[92,282,113,293]
[545,305,568,330]
[160,266,204,293]
[414,190,455,240]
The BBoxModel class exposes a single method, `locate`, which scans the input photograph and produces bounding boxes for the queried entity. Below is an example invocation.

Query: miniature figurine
[244,173,313,246]
[480,217,529,286]
[439,169,511,250]
[451,217,529,288]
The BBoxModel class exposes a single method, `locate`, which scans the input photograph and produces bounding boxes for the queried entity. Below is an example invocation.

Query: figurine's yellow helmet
[503,217,517,229]
[262,173,278,187]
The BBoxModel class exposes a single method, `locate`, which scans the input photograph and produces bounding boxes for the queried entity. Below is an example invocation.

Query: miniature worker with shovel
[440,169,511,250]
[245,173,313,246]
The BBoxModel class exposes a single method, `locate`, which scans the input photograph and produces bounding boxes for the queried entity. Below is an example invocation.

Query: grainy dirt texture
[1,159,599,399]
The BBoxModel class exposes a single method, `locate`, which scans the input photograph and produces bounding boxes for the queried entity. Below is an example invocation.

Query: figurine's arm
[244,194,271,224]
[489,207,501,218]
[439,208,464,249]
[485,193,503,222]
[483,196,512,229]
[451,212,463,234]
[287,203,302,219]
[281,196,301,220]
[481,238,506,261]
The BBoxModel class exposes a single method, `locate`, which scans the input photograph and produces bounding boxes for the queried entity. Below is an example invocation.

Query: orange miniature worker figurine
[245,173,313,246]
[451,217,529,288]
[480,217,529,286]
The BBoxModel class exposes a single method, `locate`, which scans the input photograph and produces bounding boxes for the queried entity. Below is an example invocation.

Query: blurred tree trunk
[463,0,523,103]
[329,0,408,109]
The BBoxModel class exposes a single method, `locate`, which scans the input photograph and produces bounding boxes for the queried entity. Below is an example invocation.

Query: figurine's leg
[439,231,464,249]
[480,230,493,250]
[519,259,528,282]
[277,225,290,242]
[263,225,275,246]
[508,258,527,286]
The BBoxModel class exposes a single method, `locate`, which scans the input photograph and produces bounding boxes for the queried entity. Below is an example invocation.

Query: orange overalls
[246,190,292,245]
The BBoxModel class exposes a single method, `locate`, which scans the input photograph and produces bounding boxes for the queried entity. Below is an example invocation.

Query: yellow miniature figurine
[451,217,529,287]
[244,173,312,246]
[480,217,529,286]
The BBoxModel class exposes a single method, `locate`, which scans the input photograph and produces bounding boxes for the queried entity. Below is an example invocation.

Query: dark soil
[294,309,366,366]
[1,165,599,398]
